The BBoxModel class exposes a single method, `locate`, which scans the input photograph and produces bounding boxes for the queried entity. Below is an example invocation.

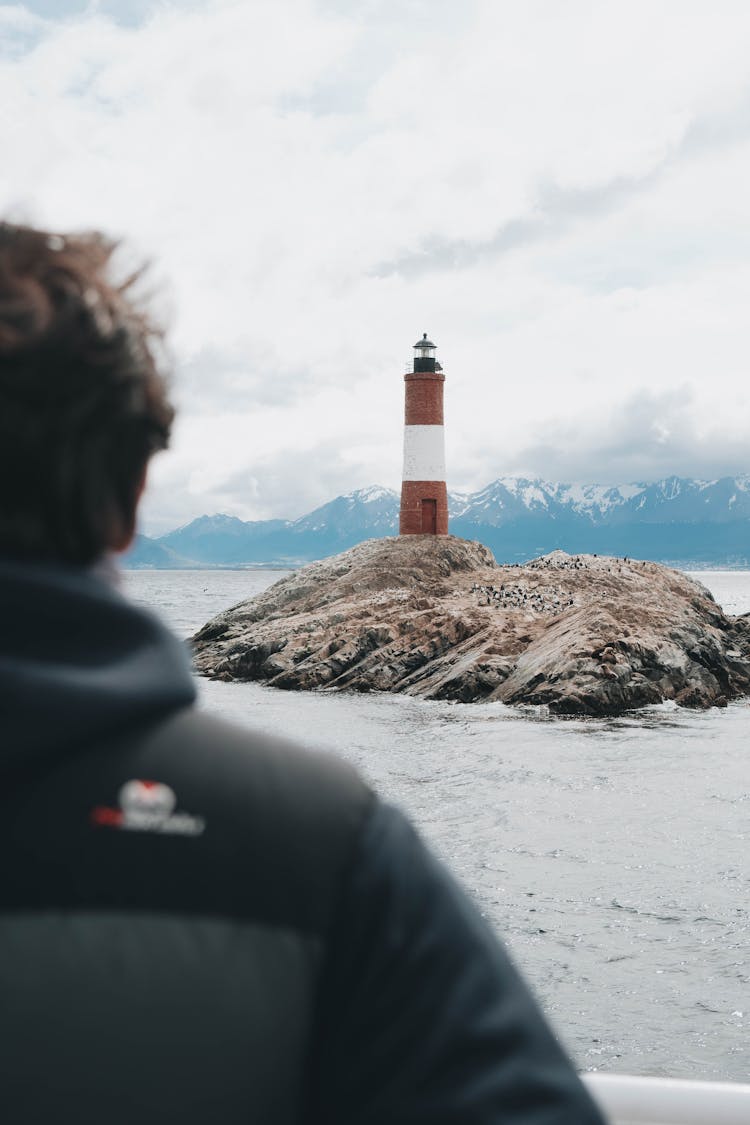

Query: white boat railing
[582,1073,750,1125]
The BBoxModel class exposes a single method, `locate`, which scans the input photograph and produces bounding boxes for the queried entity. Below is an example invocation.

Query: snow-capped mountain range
[125,475,750,569]
[449,474,750,524]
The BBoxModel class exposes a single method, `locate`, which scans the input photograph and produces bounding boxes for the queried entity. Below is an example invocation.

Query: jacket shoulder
[140,707,371,830]
[1,707,373,936]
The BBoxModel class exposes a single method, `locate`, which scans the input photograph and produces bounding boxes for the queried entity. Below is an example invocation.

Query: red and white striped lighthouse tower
[399,333,448,536]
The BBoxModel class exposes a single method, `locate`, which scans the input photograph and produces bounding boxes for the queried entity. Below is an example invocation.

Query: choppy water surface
[126,567,750,1081]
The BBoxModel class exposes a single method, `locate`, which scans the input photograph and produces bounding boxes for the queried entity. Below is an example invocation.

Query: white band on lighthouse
[402,425,446,482]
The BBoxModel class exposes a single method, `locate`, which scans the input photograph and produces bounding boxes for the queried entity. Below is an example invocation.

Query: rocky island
[191,536,750,715]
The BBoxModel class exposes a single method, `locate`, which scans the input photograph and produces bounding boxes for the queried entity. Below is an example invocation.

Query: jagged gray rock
[191,536,750,715]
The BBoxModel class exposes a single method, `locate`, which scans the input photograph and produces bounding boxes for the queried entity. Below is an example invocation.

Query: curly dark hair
[0,221,174,564]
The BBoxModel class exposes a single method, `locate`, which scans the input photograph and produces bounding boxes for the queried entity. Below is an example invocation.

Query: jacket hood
[0,558,196,769]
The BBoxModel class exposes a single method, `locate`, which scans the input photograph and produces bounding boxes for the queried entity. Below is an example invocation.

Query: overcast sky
[2,0,750,533]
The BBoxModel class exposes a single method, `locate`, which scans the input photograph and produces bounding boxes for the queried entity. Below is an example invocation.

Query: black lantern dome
[413,332,437,373]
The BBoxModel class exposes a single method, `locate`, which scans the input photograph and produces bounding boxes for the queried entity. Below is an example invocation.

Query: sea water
[125,567,750,1081]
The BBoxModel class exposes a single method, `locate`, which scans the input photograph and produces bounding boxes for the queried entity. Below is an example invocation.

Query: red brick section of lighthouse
[399,334,449,535]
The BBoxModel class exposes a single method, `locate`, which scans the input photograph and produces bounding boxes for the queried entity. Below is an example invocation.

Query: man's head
[0,221,173,565]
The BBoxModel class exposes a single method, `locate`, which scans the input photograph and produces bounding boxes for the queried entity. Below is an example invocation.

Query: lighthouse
[399,333,448,536]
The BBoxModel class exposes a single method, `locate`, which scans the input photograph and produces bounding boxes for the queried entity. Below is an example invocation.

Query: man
[0,221,604,1123]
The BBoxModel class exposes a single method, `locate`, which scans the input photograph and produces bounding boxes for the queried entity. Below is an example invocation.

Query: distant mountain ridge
[124,475,750,569]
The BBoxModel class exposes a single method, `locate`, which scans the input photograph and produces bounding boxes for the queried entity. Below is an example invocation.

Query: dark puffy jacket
[0,560,604,1124]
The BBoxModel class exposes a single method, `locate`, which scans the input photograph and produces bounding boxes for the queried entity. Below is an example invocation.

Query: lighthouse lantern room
[399,333,449,536]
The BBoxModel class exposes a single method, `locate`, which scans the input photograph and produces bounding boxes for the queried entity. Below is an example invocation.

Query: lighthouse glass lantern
[413,333,437,372]
[399,333,449,536]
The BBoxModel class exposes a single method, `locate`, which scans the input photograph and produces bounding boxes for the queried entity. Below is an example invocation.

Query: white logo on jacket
[91,779,205,836]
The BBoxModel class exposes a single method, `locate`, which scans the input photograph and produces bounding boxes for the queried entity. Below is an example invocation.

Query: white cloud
[2,0,750,530]
[506,386,750,485]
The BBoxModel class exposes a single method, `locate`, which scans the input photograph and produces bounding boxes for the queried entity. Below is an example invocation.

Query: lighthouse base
[399,480,449,535]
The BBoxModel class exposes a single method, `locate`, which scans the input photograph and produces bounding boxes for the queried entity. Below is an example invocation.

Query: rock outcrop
[191,536,750,715]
